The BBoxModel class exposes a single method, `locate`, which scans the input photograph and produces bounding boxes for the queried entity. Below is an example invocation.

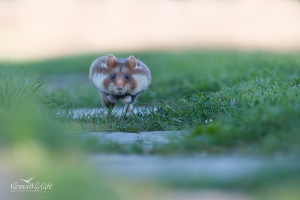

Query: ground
[1,50,300,199]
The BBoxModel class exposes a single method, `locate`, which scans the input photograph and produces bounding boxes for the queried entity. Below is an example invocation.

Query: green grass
[0,70,124,200]
[15,50,296,155]
[2,50,300,155]
[74,69,300,155]
[1,50,300,199]
[153,70,300,155]
[3,50,300,107]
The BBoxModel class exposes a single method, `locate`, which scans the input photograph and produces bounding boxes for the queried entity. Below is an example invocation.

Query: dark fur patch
[103,76,111,90]
[128,74,137,91]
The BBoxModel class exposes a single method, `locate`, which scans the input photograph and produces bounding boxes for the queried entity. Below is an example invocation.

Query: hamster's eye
[125,74,129,80]
[111,74,116,79]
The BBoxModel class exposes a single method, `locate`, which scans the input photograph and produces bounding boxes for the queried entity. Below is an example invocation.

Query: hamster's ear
[105,54,118,68]
[125,56,137,69]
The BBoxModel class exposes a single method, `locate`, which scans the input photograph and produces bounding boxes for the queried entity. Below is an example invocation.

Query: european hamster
[89,54,151,113]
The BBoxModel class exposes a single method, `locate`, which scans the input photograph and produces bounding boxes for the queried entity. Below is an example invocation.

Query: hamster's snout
[115,84,124,94]
[116,85,123,91]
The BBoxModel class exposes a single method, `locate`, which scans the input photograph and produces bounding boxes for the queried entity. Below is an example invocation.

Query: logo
[20,177,35,184]
[10,177,53,193]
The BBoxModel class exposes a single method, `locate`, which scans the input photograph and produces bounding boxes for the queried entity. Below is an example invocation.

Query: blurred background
[1,0,300,60]
[1,0,300,200]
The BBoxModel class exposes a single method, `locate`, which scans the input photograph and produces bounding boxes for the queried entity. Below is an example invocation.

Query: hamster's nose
[116,85,123,91]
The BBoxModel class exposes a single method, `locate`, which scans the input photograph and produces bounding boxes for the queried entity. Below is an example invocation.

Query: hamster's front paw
[123,104,133,114]
[122,95,132,104]
[107,95,117,103]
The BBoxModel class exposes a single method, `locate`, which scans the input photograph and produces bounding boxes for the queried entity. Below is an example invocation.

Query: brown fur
[90,54,151,110]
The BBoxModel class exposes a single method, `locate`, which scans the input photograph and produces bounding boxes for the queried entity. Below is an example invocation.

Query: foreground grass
[1,51,300,199]
[0,70,124,200]
[75,69,300,155]
[19,50,296,155]
[3,50,300,156]
[4,50,300,155]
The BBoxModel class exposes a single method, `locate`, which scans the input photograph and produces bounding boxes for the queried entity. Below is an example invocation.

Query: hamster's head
[90,54,149,95]
[108,55,135,95]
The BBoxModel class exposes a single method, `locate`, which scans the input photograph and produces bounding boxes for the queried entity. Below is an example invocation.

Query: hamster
[89,54,151,114]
